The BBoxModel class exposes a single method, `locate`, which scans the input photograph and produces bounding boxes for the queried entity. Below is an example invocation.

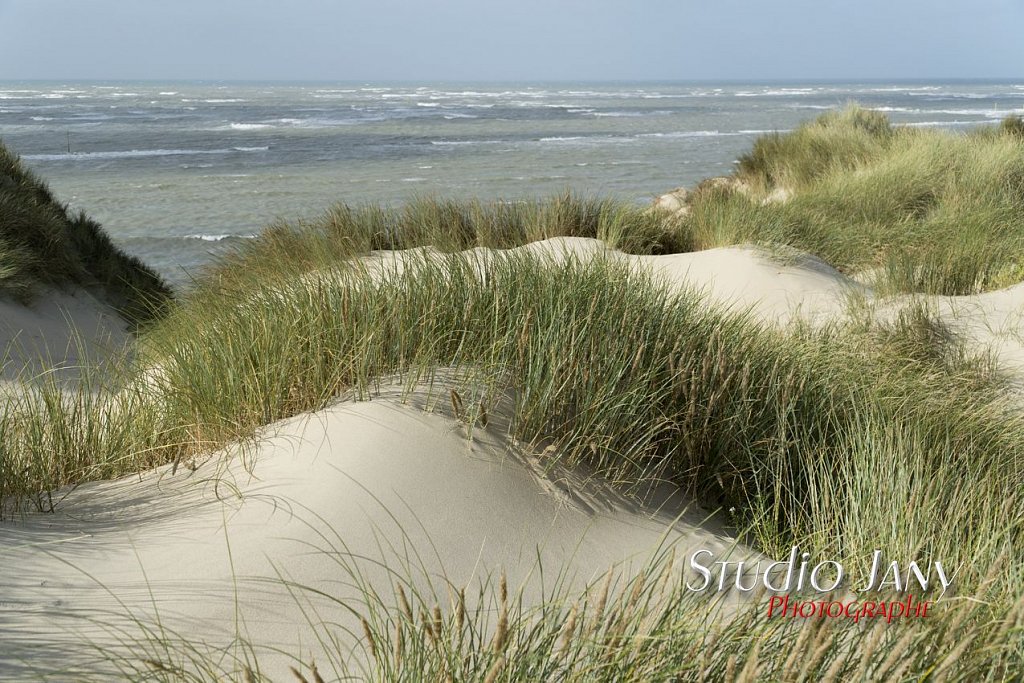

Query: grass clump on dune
[206,106,1024,298]
[737,106,896,190]
[3,246,1022,677]
[685,105,1024,295]
[0,140,172,326]
[200,192,685,296]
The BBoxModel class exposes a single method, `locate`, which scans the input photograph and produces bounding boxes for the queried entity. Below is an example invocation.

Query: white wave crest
[430,139,508,146]
[183,234,257,242]
[903,120,980,128]
[638,130,723,138]
[23,147,268,161]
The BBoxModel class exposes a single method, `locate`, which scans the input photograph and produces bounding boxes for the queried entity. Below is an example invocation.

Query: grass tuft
[0,140,173,326]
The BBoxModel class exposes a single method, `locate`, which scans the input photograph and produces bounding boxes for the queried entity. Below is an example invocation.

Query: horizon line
[1,76,1023,85]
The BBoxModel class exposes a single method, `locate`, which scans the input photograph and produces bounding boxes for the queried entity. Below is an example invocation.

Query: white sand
[0,385,742,679]
[364,237,1024,378]
[917,284,1024,387]
[362,237,861,325]
[0,289,129,387]
[5,237,1024,678]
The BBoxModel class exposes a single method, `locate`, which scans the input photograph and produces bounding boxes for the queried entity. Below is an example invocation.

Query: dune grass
[0,140,172,326]
[2,248,1023,677]
[342,562,1023,683]
[3,108,1024,678]
[90,543,1024,682]
[703,106,1024,295]
[197,192,684,299]
[201,106,1024,299]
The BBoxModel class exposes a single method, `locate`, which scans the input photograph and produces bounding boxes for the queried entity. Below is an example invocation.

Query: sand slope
[926,284,1024,386]
[365,237,1024,381]
[0,289,129,387]
[0,386,741,679]
[5,237,1024,679]
[361,237,862,326]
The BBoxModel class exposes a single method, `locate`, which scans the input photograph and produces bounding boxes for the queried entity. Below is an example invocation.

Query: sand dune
[360,237,860,325]
[920,284,1024,385]
[365,237,1024,380]
[5,237,1024,678]
[0,384,739,679]
[0,289,129,388]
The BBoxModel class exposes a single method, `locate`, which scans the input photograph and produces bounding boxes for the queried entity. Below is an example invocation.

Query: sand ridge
[0,383,743,679]
[363,237,1024,382]
[359,237,864,325]
[5,237,1024,677]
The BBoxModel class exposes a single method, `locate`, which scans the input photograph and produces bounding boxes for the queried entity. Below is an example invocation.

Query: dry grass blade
[361,616,378,663]
[484,655,506,683]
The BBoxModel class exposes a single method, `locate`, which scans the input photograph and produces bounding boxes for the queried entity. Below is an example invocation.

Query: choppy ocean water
[1,80,1022,288]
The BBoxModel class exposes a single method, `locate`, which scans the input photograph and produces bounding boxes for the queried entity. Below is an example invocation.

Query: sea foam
[23,147,268,161]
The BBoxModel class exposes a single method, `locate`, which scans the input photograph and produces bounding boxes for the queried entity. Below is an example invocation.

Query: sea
[1,80,1022,289]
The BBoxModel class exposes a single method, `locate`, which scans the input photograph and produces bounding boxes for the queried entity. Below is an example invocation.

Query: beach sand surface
[5,237,1024,678]
[0,385,739,679]
[0,289,129,388]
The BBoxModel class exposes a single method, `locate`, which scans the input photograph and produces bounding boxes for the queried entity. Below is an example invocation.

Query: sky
[0,0,1021,82]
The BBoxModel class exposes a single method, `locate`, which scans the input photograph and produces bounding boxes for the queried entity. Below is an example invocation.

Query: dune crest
[0,383,745,678]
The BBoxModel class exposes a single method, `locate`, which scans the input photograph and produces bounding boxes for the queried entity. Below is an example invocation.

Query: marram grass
[3,250,1023,679]
[3,107,1024,679]
[719,105,1024,295]
[0,140,172,326]
[204,106,1024,298]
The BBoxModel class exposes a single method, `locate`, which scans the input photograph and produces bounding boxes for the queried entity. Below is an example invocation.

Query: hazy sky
[1,0,1021,82]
